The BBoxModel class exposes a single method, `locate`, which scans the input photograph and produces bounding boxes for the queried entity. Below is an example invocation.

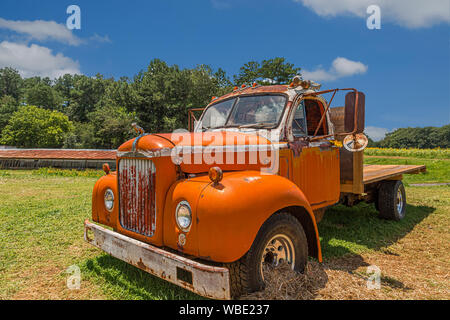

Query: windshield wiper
[237,123,276,129]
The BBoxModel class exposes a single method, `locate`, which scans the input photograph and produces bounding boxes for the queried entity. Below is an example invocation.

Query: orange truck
[84,78,426,299]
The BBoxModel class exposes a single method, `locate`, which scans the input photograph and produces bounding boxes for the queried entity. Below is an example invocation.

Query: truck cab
[85,79,425,299]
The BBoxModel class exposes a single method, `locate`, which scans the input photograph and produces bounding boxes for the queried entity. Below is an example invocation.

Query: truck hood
[117,131,281,174]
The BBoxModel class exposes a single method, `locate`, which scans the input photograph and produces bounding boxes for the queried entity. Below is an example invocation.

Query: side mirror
[344,91,365,133]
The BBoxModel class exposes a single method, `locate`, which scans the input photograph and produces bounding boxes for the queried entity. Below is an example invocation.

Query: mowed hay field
[0,150,449,300]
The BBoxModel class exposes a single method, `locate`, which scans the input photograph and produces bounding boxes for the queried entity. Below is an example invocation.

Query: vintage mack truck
[84,77,426,299]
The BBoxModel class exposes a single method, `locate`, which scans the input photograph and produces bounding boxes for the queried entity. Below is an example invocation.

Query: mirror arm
[306,88,360,141]
[188,107,205,132]
[312,89,337,137]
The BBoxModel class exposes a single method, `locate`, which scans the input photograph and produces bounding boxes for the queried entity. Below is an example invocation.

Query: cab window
[291,99,328,137]
[291,100,307,137]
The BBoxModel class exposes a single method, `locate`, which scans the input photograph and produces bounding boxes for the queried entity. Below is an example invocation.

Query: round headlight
[175,201,192,232]
[104,189,114,211]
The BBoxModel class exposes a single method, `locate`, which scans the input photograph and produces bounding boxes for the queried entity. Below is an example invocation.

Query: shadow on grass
[82,254,204,300]
[316,201,435,282]
[306,201,435,296]
[319,202,435,258]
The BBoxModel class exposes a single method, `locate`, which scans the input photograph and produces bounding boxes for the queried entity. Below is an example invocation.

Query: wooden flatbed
[340,154,427,195]
[363,164,426,185]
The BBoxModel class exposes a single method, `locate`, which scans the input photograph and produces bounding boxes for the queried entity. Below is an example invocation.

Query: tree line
[0,57,299,149]
[0,58,448,149]
[367,125,450,149]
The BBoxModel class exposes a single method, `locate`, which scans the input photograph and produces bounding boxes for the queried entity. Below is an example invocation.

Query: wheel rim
[396,188,403,213]
[260,234,295,281]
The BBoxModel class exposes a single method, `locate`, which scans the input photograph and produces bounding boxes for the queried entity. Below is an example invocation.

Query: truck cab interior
[291,98,328,138]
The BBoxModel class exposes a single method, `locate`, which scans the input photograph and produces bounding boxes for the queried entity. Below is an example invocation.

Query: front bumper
[84,220,231,300]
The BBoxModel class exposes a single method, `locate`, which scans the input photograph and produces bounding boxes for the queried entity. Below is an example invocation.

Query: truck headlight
[175,201,192,232]
[104,189,114,211]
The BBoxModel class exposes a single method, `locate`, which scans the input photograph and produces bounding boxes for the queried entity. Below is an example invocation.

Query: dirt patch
[11,265,105,300]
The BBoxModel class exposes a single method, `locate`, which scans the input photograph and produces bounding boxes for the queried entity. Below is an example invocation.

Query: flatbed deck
[363,164,426,185]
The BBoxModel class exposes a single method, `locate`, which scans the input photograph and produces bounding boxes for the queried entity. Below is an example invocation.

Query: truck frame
[84,79,425,299]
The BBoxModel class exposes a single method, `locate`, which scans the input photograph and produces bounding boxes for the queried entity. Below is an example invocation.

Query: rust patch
[288,140,308,157]
[137,258,147,271]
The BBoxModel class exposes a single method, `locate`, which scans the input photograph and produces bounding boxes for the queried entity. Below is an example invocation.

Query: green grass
[0,171,200,300]
[318,187,447,257]
[365,147,450,159]
[0,149,448,299]
[31,167,104,178]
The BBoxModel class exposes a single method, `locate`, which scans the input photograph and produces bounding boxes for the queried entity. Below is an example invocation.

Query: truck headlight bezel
[175,200,192,232]
[104,188,114,212]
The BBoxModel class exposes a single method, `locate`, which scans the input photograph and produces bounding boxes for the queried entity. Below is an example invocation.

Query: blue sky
[0,0,449,140]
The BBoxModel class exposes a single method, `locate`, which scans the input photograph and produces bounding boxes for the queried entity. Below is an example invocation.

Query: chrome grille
[118,158,156,237]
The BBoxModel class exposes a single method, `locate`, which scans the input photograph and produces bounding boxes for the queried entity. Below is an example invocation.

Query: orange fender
[196,171,322,263]
[92,172,118,229]
[163,175,211,257]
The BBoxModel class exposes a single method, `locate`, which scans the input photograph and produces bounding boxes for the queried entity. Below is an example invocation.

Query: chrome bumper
[84,220,231,300]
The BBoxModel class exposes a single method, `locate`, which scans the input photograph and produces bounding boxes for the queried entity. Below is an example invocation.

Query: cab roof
[207,84,291,106]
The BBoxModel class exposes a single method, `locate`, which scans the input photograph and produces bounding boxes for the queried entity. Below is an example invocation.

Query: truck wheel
[378,180,406,221]
[227,212,308,298]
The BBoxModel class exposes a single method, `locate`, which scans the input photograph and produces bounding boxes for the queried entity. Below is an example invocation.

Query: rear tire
[378,180,406,221]
[226,212,308,298]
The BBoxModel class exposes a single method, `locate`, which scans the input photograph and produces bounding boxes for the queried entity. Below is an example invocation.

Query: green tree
[63,122,95,149]
[132,59,233,133]
[53,74,75,106]
[234,61,261,85]
[26,83,63,111]
[66,74,113,122]
[0,95,18,133]
[132,59,192,132]
[259,57,300,84]
[377,125,450,149]
[0,67,22,101]
[214,67,233,90]
[87,105,135,149]
[1,105,73,148]
[234,57,301,85]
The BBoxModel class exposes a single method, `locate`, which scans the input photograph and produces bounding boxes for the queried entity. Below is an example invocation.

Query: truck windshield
[199,95,286,130]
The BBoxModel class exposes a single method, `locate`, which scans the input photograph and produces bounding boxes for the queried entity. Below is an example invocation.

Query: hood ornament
[131,122,145,135]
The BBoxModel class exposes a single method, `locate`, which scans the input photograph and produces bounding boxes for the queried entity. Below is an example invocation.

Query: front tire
[227,212,308,298]
[378,180,406,221]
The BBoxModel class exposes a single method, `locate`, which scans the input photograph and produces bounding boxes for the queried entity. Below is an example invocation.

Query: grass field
[0,150,449,300]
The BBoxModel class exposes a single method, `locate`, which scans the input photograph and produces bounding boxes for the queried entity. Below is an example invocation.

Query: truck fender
[196,171,322,263]
[92,173,118,229]
[163,175,211,256]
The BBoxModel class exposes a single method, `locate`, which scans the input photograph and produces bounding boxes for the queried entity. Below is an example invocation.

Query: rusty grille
[118,158,156,237]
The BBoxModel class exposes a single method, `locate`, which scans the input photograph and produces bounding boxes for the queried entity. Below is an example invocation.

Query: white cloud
[302,57,368,82]
[0,41,81,79]
[365,126,389,141]
[295,0,450,28]
[0,18,83,46]
[89,33,112,44]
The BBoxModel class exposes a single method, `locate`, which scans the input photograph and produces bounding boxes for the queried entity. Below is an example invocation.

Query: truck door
[287,98,340,210]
